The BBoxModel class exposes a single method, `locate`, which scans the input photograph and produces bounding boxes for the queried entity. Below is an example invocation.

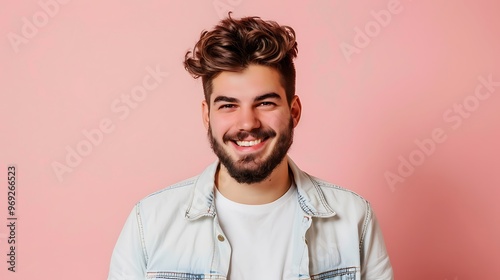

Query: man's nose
[236,107,261,131]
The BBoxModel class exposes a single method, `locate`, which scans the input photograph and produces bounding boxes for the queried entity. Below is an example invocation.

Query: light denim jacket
[108,158,393,280]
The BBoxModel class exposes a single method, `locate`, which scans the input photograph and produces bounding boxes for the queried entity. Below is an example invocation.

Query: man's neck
[215,158,292,205]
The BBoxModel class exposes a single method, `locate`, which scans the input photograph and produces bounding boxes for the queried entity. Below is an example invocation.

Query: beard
[208,118,294,184]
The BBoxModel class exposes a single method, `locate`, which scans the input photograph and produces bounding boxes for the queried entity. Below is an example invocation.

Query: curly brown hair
[184,13,298,106]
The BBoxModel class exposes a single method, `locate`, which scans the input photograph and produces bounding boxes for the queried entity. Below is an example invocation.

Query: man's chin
[227,157,261,170]
[225,166,270,184]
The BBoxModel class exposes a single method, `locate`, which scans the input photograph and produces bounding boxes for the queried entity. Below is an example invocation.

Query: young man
[108,14,393,280]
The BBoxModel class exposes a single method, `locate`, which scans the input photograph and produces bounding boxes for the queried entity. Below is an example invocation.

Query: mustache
[223,128,277,142]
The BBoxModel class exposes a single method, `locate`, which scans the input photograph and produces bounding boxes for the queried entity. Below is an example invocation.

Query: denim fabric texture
[108,157,393,280]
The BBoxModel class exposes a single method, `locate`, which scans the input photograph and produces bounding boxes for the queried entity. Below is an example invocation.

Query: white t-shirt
[215,183,299,280]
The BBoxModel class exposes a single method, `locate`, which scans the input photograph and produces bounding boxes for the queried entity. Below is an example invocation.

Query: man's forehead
[210,65,285,102]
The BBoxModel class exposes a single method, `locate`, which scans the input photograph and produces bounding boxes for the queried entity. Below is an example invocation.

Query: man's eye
[258,102,275,107]
[219,104,236,109]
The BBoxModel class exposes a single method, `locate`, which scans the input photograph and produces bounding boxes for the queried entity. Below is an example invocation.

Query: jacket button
[217,234,225,242]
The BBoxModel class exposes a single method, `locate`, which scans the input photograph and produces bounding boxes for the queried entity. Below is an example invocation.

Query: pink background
[1,0,499,279]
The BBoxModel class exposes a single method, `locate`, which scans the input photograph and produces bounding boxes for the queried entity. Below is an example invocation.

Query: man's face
[202,64,301,184]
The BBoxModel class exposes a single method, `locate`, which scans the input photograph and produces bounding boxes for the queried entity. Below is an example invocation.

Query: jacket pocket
[146,271,226,279]
[310,267,358,280]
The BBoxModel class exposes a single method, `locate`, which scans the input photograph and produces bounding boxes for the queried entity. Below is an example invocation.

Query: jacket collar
[185,156,336,220]
[288,157,336,218]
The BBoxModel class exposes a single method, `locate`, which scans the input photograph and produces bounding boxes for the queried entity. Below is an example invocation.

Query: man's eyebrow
[254,92,281,102]
[212,93,281,104]
[213,96,239,103]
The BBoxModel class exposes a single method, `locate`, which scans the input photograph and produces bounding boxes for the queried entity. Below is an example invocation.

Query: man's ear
[290,95,302,127]
[202,100,210,129]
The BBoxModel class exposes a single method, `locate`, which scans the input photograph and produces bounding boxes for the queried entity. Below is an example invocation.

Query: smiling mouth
[235,139,263,147]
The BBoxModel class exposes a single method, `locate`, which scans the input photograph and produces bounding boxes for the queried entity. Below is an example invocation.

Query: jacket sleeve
[108,204,147,280]
[360,206,394,280]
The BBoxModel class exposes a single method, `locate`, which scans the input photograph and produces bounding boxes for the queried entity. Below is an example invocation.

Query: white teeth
[236,139,262,147]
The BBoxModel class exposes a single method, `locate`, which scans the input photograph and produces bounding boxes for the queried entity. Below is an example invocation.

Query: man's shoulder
[289,159,372,216]
[311,175,368,201]
[305,174,372,214]
[137,175,199,208]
